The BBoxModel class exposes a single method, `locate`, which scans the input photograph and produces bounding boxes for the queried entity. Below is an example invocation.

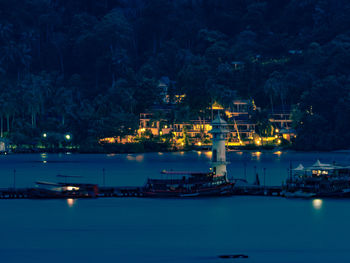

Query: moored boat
[30,181,99,198]
[142,171,233,197]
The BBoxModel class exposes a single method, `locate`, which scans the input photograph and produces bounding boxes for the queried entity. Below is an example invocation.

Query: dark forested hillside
[1,0,350,150]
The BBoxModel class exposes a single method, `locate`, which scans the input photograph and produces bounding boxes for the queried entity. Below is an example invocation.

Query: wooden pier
[232,186,283,196]
[0,185,283,199]
[0,188,31,199]
[98,187,144,197]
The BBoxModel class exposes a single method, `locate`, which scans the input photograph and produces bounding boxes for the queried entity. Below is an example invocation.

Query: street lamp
[42,133,47,138]
[65,134,71,140]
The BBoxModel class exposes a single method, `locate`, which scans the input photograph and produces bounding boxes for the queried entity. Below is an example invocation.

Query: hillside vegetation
[1,0,350,150]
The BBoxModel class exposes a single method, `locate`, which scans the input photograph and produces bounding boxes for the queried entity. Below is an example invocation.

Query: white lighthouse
[209,114,229,180]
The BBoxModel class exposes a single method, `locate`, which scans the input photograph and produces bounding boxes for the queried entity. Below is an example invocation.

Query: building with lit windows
[268,107,292,130]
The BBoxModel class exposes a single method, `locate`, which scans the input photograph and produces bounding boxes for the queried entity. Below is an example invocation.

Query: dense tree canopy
[1,0,350,150]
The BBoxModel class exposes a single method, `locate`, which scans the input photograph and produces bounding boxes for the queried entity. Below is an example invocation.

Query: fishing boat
[142,171,233,197]
[29,175,99,198]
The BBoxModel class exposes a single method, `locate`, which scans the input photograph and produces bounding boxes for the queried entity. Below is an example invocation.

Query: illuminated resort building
[268,106,296,141]
[136,100,258,147]
[268,107,292,130]
[100,92,294,147]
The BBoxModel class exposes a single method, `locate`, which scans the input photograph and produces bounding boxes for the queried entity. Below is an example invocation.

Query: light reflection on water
[203,151,212,159]
[312,199,323,210]
[126,154,144,162]
[66,198,76,208]
[273,151,282,156]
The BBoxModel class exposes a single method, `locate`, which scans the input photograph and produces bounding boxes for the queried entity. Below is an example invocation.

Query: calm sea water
[1,151,350,263]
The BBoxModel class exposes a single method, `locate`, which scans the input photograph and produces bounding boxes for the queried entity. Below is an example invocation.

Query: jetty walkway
[0,185,283,199]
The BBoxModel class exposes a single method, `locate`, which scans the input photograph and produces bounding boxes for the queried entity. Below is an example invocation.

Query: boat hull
[142,183,233,198]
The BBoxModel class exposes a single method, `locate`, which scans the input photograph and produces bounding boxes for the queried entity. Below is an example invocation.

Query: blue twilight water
[1,151,350,263]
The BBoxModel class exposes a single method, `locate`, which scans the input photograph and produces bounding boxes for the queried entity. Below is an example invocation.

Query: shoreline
[3,147,350,155]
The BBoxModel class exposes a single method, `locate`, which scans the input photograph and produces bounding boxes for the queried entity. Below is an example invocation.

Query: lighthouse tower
[209,114,230,180]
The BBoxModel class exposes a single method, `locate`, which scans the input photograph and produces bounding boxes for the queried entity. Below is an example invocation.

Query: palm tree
[2,91,17,133]
[264,71,287,113]
[54,86,74,126]
[21,73,53,128]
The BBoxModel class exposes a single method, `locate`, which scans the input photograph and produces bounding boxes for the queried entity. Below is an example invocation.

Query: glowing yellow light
[159,131,163,136]
[65,134,71,140]
[212,101,224,110]
[42,133,47,138]
[198,142,202,146]
[140,128,146,132]
[43,160,47,164]
[181,142,184,146]
[275,135,278,138]
[277,139,281,144]
[275,129,279,133]
[100,137,116,144]
[164,125,168,129]
[255,140,261,145]
[312,199,323,210]
[66,186,79,191]
[274,151,282,156]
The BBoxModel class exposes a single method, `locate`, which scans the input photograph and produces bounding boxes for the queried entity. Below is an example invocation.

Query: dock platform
[232,186,283,196]
[0,185,283,199]
[0,188,31,199]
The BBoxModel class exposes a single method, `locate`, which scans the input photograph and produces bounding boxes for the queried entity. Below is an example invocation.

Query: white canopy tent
[293,164,305,171]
